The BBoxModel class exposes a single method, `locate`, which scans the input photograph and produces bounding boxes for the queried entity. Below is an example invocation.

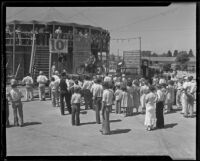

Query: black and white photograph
[4,2,197,160]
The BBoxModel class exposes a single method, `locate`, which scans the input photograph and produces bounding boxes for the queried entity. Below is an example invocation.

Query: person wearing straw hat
[37,71,48,101]
[7,79,24,127]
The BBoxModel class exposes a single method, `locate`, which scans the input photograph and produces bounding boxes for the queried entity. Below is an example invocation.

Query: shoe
[99,129,103,132]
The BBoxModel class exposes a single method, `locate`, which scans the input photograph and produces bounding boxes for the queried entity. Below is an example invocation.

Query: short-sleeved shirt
[37,75,48,85]
[22,76,33,87]
[71,93,81,104]
[114,89,122,101]
[92,84,103,98]
[102,89,114,106]
[8,88,23,102]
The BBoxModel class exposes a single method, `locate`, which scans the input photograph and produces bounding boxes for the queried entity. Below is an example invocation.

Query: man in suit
[59,72,71,115]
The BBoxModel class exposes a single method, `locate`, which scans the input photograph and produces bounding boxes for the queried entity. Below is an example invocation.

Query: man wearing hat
[7,79,24,126]
[37,71,48,101]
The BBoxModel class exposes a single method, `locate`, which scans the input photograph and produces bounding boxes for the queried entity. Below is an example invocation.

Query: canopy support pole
[12,23,16,75]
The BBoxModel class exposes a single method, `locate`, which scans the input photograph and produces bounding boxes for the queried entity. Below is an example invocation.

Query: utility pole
[139,37,141,75]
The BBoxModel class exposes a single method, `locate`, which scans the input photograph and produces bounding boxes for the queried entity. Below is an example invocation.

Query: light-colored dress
[140,85,149,109]
[144,92,157,127]
[120,91,128,108]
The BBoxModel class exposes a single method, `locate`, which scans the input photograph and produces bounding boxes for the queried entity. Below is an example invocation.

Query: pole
[49,52,52,80]
[15,58,21,79]
[13,23,16,75]
[139,37,141,75]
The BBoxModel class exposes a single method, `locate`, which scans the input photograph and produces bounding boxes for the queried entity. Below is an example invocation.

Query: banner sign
[73,35,91,52]
[49,39,68,53]
[123,50,141,74]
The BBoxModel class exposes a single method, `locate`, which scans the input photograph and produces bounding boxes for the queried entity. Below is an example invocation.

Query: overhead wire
[109,6,180,32]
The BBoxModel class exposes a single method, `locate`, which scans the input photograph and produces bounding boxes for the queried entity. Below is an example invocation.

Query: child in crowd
[49,77,60,107]
[114,82,122,114]
[120,85,128,117]
[7,79,24,127]
[71,87,82,126]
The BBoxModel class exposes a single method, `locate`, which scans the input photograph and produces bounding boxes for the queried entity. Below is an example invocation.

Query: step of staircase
[33,46,50,78]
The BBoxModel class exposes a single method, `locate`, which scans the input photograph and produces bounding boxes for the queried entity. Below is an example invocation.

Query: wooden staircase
[34,46,50,78]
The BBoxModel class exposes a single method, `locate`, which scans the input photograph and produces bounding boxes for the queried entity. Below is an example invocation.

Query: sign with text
[49,39,68,53]
[123,50,141,74]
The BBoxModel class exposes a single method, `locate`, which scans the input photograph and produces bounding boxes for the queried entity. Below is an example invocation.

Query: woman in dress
[127,80,134,116]
[140,80,149,113]
[144,85,157,131]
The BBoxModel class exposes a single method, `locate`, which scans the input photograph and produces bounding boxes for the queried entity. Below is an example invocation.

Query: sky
[6,3,196,56]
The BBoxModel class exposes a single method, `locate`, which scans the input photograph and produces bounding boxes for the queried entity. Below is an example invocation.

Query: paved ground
[6,88,196,159]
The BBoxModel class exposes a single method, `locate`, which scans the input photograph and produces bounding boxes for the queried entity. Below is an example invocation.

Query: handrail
[29,34,36,74]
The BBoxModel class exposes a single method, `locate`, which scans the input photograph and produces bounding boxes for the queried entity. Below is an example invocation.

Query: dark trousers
[71,103,80,126]
[94,97,102,124]
[60,91,71,115]
[102,105,111,134]
[156,101,164,128]
[84,89,93,109]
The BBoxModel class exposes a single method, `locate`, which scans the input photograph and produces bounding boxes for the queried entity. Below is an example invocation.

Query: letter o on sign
[56,40,64,50]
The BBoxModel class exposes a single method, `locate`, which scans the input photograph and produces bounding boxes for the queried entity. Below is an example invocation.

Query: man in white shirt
[92,78,103,124]
[37,71,48,101]
[55,26,62,39]
[22,73,34,101]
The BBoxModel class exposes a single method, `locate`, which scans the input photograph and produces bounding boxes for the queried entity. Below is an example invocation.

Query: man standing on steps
[37,71,48,101]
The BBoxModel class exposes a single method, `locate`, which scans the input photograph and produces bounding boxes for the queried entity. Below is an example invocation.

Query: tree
[151,52,158,57]
[167,50,172,57]
[163,63,171,72]
[173,50,178,57]
[175,51,190,70]
[188,49,194,57]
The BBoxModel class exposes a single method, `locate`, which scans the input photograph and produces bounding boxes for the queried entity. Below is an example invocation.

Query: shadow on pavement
[163,123,177,129]
[80,121,97,125]
[110,129,131,135]
[80,111,87,115]
[110,119,122,123]
[22,122,42,127]
[164,110,177,114]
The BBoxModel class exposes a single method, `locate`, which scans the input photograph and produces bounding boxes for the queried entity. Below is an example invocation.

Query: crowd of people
[6,70,196,135]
